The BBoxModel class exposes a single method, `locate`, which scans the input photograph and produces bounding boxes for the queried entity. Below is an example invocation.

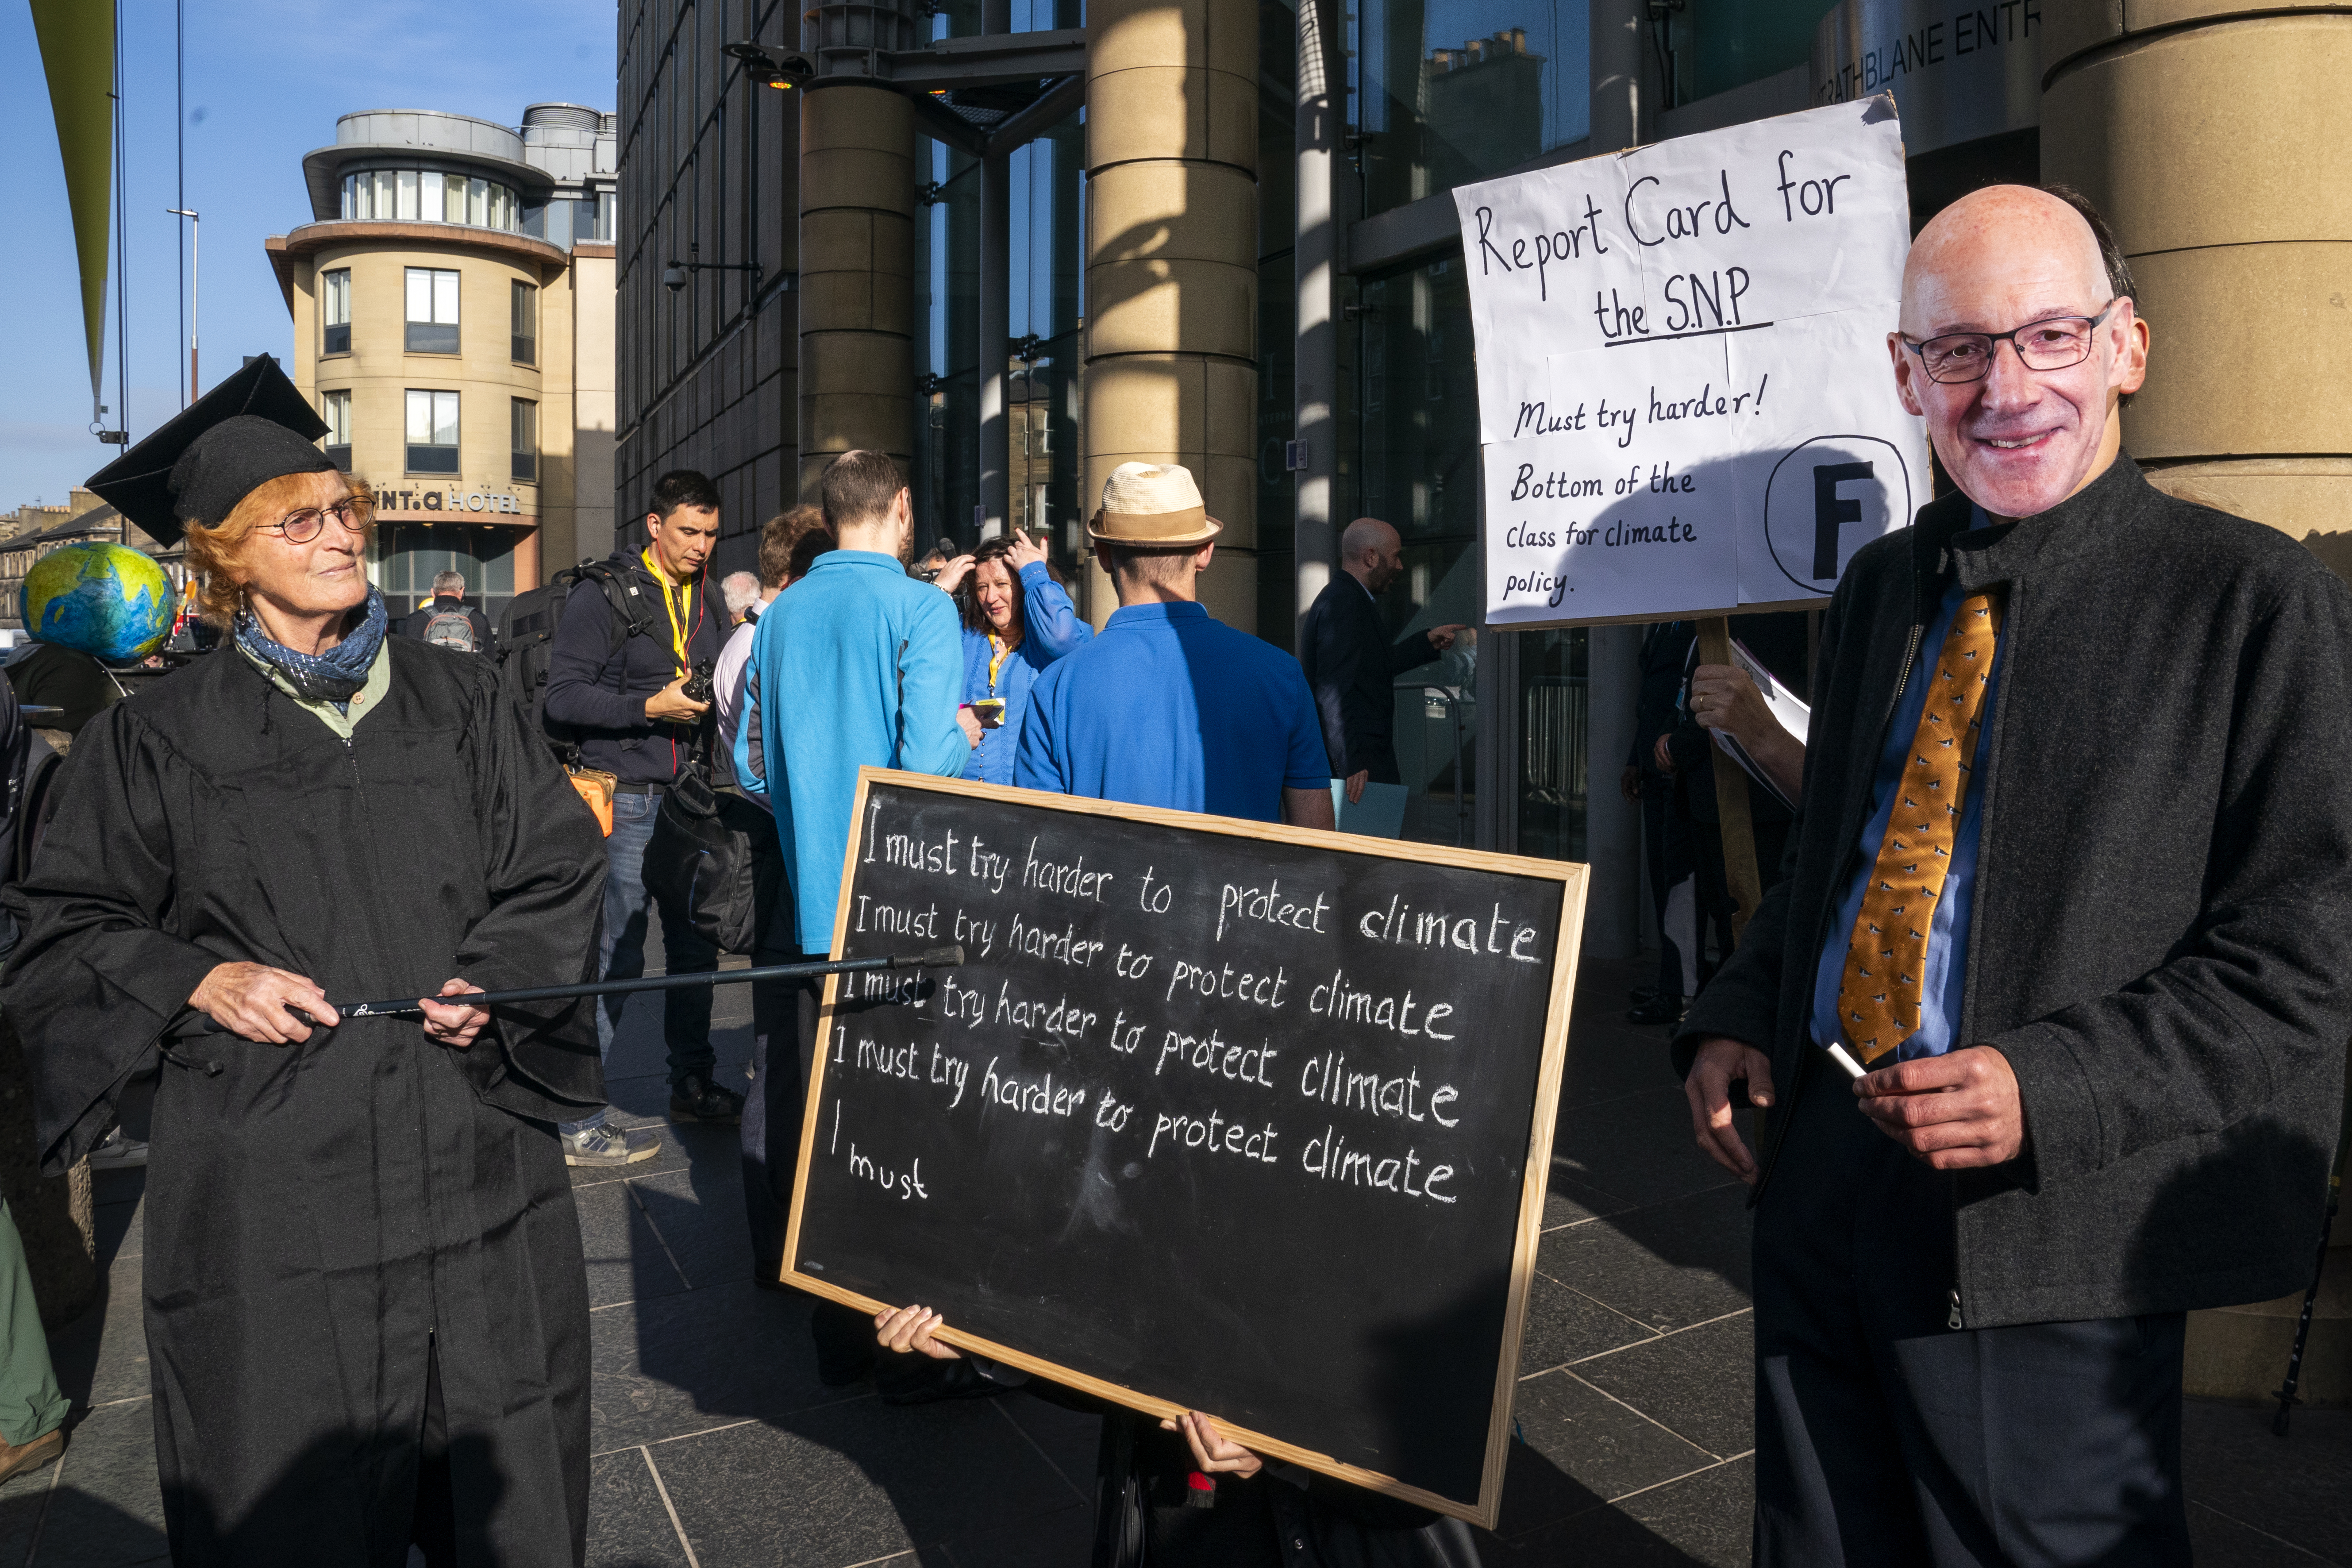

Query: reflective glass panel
[1353,0,1591,217]
[396,169,419,222]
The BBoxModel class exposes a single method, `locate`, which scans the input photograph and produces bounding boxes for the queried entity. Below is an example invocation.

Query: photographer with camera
[542,469,740,1165]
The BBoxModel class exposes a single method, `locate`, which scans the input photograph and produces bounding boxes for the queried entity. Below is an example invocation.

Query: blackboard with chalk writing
[783,769,1585,1527]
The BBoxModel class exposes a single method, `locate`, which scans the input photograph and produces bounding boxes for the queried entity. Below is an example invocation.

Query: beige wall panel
[1085,354,1208,455]
[1193,548,1259,632]
[2144,460,2352,562]
[2125,0,2346,28]
[1090,0,1207,74]
[802,209,888,274]
[803,393,914,457]
[804,88,916,160]
[1201,0,1256,80]
[1205,70,1260,173]
[2043,16,2352,250]
[1088,68,1211,165]
[1199,454,1257,548]
[2119,241,2349,459]
[803,332,912,398]
[1203,359,1256,458]
[800,273,880,331]
[803,148,919,216]
[2040,0,2125,71]
[1086,260,1257,357]
[1087,162,1259,262]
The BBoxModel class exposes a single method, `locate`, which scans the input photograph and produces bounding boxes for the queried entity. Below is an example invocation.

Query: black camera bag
[643,761,782,955]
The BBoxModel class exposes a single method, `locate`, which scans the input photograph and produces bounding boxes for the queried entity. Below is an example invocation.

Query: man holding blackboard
[1016,463,1335,832]
[1677,185,2352,1565]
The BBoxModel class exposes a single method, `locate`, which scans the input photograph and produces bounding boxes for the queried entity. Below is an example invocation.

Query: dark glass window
[404,267,459,354]
[405,389,460,474]
[510,398,538,482]
[322,269,352,355]
[511,280,537,365]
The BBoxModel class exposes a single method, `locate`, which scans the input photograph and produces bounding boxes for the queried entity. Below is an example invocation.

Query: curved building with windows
[267,104,618,624]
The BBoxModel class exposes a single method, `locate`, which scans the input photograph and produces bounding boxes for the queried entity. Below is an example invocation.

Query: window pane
[432,270,459,324]
[433,391,459,446]
[468,178,488,227]
[374,170,395,217]
[447,175,466,220]
[421,173,444,223]
[341,174,355,220]
[396,169,418,222]
[322,391,350,443]
[406,269,430,323]
[406,390,432,443]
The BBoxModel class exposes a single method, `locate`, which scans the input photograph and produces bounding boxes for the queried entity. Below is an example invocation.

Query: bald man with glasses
[1675,184,2352,1564]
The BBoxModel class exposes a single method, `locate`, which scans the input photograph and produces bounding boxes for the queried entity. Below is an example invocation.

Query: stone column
[798,85,918,499]
[1083,0,1259,628]
[2043,0,2352,1408]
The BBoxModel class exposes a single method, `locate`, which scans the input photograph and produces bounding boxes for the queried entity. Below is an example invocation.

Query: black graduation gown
[0,637,608,1566]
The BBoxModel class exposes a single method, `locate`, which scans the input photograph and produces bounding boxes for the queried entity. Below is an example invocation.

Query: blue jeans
[559,788,719,1135]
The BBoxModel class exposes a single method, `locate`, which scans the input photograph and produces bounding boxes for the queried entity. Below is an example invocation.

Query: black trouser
[1691,817,1790,986]
[1751,1059,2191,1567]
[743,943,874,1377]
[1640,781,1691,999]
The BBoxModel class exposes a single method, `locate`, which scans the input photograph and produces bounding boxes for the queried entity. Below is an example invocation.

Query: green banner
[29,0,115,408]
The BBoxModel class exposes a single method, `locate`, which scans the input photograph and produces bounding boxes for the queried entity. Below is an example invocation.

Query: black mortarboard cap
[85,355,333,548]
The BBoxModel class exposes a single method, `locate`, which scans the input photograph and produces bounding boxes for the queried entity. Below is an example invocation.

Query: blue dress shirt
[1810,564,2006,1060]
[1014,601,1329,821]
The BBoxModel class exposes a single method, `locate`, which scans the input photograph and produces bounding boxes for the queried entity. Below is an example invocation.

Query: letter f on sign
[1811,462,1875,580]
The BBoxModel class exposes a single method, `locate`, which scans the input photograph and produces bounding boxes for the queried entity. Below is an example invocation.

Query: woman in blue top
[937,529,1092,784]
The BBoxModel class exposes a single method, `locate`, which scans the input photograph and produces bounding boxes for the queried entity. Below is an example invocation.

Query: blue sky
[0,0,618,510]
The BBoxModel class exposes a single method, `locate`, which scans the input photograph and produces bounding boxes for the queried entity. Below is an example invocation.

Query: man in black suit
[1298,517,1466,802]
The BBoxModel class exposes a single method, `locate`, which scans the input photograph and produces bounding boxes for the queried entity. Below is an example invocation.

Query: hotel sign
[1811,0,2040,157]
[375,484,535,522]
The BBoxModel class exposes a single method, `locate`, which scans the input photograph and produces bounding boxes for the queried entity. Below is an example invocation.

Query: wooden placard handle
[1696,616,1763,947]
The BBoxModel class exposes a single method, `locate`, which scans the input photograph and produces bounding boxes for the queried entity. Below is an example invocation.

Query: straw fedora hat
[1086,462,1223,547]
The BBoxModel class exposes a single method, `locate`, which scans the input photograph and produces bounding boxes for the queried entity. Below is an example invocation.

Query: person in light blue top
[1016,461,1333,828]
[935,528,1091,785]
[731,450,976,1373]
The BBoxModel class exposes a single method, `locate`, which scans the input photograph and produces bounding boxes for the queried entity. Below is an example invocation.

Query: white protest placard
[1455,96,1928,627]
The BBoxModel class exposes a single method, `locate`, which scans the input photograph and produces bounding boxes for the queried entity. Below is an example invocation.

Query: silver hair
[720,570,763,616]
[432,569,466,595]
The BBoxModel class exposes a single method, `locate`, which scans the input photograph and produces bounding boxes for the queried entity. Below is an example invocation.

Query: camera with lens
[680,659,716,705]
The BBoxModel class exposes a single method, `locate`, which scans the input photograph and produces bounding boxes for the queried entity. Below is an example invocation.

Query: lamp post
[166,207,199,405]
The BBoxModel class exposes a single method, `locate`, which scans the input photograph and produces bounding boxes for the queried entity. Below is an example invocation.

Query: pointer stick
[177,947,965,1036]
[1822,1041,1868,1081]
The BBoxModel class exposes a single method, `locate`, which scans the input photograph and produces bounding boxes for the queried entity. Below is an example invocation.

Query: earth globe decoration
[20,541,174,664]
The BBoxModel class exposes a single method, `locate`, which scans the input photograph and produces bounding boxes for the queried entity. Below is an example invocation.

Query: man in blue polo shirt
[733,449,975,1377]
[1016,462,1333,829]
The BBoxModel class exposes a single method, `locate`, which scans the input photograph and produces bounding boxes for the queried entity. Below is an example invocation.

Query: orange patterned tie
[1836,593,2004,1063]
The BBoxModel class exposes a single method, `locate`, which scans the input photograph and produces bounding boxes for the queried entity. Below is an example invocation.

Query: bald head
[1340,516,1407,593]
[1902,186,2109,340]
[1889,184,2147,521]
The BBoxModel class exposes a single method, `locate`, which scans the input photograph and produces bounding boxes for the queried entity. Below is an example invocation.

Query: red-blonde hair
[183,472,376,628]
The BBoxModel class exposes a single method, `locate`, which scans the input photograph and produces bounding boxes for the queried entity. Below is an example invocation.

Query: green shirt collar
[237,636,391,740]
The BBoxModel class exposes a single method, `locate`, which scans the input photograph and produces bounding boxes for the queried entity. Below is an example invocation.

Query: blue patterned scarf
[236,589,388,704]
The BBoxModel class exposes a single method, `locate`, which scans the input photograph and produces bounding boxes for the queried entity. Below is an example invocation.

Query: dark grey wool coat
[1678,455,2352,1329]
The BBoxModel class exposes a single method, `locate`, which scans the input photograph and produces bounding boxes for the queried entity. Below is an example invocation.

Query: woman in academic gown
[1,357,608,1567]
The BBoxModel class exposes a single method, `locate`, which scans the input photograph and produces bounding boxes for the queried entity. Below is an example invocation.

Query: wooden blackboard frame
[781,767,1588,1529]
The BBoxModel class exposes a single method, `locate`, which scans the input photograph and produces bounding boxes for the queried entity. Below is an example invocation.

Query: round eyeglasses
[264,497,373,544]
[1902,300,2119,385]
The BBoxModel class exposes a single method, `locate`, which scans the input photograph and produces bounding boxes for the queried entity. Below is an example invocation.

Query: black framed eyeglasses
[1902,300,2120,384]
[265,497,373,543]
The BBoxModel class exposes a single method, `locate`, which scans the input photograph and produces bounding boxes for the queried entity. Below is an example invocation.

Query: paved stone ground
[13,954,2350,1566]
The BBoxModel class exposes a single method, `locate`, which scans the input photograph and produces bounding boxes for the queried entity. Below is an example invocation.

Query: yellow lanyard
[986,633,1011,693]
[640,547,694,673]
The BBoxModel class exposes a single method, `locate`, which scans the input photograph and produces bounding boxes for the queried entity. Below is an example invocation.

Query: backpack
[422,605,478,654]
[497,560,662,758]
